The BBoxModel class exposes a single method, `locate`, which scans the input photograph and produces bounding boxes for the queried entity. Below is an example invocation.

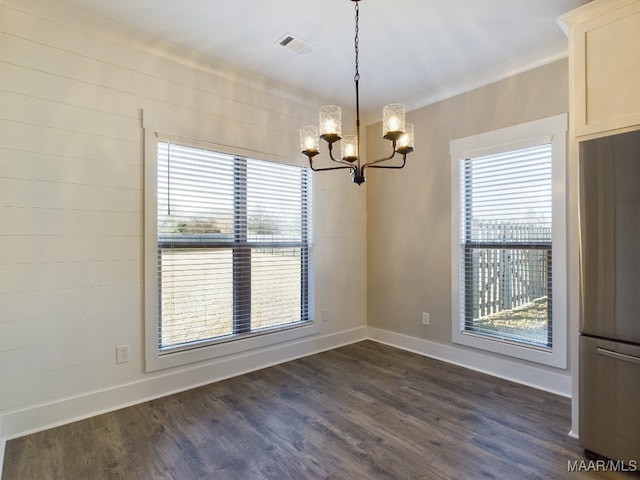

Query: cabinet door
[580,335,640,464]
[572,1,640,136]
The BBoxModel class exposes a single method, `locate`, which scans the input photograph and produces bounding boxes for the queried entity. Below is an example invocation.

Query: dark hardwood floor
[3,341,637,479]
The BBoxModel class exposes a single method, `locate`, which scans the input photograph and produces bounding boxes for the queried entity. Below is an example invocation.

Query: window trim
[450,114,567,368]
[144,131,319,372]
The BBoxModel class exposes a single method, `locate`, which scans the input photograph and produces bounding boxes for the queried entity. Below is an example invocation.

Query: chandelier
[299,0,414,185]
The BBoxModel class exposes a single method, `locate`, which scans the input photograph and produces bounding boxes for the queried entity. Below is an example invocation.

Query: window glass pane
[160,249,233,347]
[156,141,312,354]
[158,142,235,241]
[464,144,552,240]
[246,159,305,242]
[251,247,304,331]
[464,247,550,346]
[461,143,552,348]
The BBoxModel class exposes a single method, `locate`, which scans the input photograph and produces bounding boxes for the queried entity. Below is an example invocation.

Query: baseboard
[0,326,367,445]
[367,327,572,397]
[0,416,5,477]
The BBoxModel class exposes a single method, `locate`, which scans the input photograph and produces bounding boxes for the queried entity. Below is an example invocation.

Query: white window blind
[157,141,312,353]
[460,143,552,348]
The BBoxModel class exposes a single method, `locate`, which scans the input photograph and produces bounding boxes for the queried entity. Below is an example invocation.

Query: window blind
[157,142,312,353]
[460,143,552,348]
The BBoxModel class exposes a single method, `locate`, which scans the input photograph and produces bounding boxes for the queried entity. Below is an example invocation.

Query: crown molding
[366,39,569,125]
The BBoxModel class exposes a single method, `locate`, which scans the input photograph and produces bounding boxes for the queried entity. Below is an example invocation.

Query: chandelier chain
[353,0,361,169]
[354,1,360,83]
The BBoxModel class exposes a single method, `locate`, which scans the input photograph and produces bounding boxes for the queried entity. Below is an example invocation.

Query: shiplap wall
[0,0,367,447]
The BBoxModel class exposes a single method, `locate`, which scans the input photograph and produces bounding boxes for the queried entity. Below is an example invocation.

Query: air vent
[277,33,313,55]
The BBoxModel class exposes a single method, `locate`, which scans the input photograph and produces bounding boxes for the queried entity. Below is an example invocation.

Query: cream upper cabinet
[560,0,640,137]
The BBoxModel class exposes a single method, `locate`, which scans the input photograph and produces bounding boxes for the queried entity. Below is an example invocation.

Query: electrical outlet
[422,312,430,325]
[116,345,129,364]
[322,309,329,322]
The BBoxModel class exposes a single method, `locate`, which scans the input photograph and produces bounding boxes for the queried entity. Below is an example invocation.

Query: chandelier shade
[382,104,406,140]
[341,135,358,161]
[299,0,414,185]
[300,126,320,156]
[319,105,342,141]
[396,123,415,155]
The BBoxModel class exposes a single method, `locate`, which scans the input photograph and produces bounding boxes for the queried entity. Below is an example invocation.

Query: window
[461,144,552,347]
[450,114,567,368]
[146,139,314,370]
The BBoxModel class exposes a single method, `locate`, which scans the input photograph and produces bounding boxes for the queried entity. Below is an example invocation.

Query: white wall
[0,0,367,454]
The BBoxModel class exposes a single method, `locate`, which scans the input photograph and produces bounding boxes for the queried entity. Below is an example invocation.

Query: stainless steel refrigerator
[579,129,640,464]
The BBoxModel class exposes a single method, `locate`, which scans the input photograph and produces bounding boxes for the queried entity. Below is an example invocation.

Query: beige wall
[366,60,570,374]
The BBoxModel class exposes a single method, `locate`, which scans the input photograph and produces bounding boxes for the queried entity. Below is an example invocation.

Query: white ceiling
[58,0,589,117]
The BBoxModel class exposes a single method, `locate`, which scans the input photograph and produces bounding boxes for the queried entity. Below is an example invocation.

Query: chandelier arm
[309,143,356,172]
[361,140,397,168]
[362,154,407,173]
[309,162,355,173]
[361,151,397,168]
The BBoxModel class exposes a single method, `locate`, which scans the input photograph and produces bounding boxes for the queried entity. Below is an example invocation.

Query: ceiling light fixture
[299,0,414,185]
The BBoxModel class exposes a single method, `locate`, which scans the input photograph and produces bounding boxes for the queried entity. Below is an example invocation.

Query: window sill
[452,328,566,368]
[145,320,321,372]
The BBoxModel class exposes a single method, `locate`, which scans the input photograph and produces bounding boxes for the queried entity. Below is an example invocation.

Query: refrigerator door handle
[596,347,640,365]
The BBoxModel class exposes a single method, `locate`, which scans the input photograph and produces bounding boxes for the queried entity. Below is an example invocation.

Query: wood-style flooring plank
[3,341,637,479]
